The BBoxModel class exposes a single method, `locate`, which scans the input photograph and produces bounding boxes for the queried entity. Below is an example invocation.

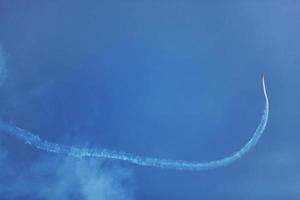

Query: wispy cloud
[0,150,135,200]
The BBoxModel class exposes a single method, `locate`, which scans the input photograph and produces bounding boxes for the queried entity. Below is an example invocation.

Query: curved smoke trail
[0,48,269,171]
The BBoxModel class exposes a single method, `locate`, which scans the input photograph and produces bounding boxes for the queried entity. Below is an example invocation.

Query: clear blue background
[0,1,299,199]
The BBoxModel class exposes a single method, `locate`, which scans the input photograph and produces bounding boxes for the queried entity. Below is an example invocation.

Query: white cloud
[0,154,135,200]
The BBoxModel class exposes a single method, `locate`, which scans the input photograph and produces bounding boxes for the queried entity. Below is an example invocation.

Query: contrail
[0,48,269,171]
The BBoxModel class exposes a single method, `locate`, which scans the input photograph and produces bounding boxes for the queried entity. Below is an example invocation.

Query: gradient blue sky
[0,1,300,199]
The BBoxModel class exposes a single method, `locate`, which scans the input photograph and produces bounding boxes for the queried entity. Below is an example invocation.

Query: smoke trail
[0,48,269,171]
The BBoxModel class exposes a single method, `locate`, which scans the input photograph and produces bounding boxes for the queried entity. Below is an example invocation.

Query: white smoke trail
[0,47,269,171]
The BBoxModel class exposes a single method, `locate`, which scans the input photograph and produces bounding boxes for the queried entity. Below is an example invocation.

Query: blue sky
[0,1,300,199]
